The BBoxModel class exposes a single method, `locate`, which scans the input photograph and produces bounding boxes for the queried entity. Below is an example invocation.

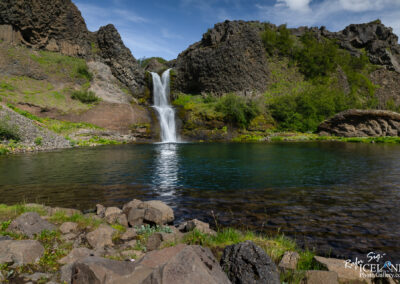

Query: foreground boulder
[124,199,174,226]
[71,256,137,284]
[71,245,230,284]
[0,240,44,265]
[7,212,56,237]
[318,109,400,137]
[314,256,372,283]
[86,224,116,249]
[178,219,217,235]
[303,270,339,284]
[175,20,269,95]
[220,241,280,284]
[133,244,231,284]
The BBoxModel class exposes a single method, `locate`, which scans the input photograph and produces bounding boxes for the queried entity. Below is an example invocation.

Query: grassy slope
[0,44,94,113]
[0,44,133,154]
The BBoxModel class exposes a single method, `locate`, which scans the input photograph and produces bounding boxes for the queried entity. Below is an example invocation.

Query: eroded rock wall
[318,109,400,137]
[174,20,269,95]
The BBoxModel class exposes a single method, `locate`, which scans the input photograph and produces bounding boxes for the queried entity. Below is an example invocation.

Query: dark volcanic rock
[334,20,400,72]
[96,24,145,96]
[293,20,400,73]
[318,109,400,137]
[0,0,146,96]
[0,0,91,56]
[175,20,269,95]
[220,241,280,284]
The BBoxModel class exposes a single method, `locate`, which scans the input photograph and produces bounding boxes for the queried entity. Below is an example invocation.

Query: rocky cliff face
[0,0,91,56]
[292,20,400,73]
[96,25,145,96]
[0,0,145,96]
[174,20,269,95]
[318,109,400,137]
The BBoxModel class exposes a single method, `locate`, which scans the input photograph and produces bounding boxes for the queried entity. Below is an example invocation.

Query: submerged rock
[220,241,280,284]
[318,109,400,137]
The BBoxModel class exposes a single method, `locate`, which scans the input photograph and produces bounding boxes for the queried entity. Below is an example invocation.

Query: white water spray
[151,69,177,143]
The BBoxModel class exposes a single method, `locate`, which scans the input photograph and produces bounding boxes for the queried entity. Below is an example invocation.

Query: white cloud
[338,0,400,12]
[256,0,400,38]
[276,0,312,12]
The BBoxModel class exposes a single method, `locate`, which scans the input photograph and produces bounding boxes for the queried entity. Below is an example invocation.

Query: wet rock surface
[318,109,400,137]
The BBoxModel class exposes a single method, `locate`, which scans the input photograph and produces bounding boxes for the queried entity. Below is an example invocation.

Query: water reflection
[153,143,179,195]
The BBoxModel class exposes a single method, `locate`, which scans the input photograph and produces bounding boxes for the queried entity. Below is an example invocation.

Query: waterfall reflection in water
[153,143,179,195]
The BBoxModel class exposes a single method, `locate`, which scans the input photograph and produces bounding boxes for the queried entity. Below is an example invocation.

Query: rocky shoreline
[0,200,391,284]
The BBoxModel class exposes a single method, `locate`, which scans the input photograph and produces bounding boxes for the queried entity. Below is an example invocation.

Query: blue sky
[75,0,400,60]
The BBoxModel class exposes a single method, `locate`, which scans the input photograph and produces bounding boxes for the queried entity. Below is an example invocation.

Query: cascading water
[151,69,177,143]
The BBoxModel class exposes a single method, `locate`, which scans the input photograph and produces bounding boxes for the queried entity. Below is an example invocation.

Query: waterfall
[151,69,177,143]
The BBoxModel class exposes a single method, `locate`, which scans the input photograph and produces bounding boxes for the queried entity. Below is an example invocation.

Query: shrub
[268,85,349,132]
[76,66,93,81]
[71,90,99,103]
[294,33,338,79]
[34,136,43,146]
[0,119,19,141]
[216,94,261,128]
[261,24,294,56]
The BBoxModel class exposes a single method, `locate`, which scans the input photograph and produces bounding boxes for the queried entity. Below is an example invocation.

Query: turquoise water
[1,142,400,261]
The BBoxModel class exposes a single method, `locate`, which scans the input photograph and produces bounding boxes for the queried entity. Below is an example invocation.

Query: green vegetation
[0,203,47,222]
[35,230,72,272]
[138,57,168,68]
[34,136,43,146]
[216,94,261,128]
[6,104,101,135]
[49,211,103,230]
[0,117,20,141]
[258,25,380,132]
[71,89,99,103]
[30,50,92,82]
[183,228,318,272]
